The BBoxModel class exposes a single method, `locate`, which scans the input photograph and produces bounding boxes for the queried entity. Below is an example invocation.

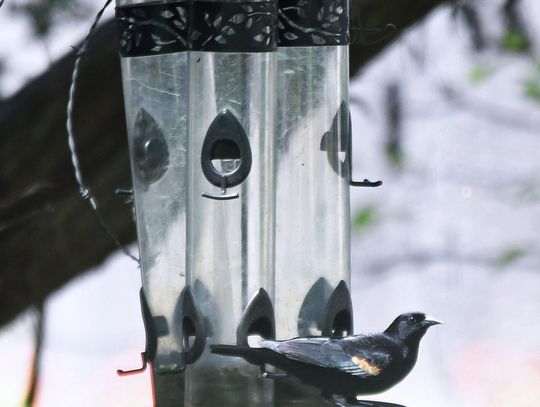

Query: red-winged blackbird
[211,312,441,406]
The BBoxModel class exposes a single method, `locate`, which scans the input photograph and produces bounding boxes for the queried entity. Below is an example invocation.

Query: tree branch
[0,2,448,328]
[349,0,448,76]
[0,21,132,328]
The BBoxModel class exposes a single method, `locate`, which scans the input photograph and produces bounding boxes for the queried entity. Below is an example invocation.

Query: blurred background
[1,0,539,406]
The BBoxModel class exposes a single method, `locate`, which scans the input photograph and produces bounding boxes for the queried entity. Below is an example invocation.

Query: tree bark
[349,0,448,75]
[0,1,448,328]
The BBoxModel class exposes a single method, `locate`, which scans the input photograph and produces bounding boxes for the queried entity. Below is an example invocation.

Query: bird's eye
[408,316,416,324]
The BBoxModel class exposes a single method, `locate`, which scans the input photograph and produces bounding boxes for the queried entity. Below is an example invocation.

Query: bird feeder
[114,0,377,404]
[273,0,354,404]
[115,0,190,399]
[184,0,277,405]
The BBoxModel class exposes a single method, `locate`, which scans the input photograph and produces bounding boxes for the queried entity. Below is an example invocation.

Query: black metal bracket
[322,280,353,338]
[320,105,382,188]
[201,192,239,200]
[117,352,149,377]
[201,178,240,201]
[117,288,158,376]
[237,288,276,346]
[348,111,382,188]
[201,193,239,200]
[175,286,207,365]
[115,187,133,196]
[320,102,348,178]
[351,179,383,188]
[115,187,134,205]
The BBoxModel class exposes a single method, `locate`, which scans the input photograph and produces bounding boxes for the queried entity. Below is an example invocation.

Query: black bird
[211,312,442,406]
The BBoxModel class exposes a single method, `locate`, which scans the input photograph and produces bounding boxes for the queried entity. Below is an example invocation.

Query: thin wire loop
[66,0,139,264]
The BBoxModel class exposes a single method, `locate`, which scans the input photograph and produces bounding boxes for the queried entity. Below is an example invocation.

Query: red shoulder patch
[351,356,382,375]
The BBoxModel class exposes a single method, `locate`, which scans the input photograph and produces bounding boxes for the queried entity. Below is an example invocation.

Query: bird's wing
[260,337,329,366]
[261,336,394,378]
[326,336,394,377]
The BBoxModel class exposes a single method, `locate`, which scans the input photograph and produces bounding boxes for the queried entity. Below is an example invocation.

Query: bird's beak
[423,315,443,327]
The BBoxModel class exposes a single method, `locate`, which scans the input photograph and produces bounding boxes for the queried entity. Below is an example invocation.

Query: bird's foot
[259,365,288,380]
[328,399,347,407]
[323,393,348,407]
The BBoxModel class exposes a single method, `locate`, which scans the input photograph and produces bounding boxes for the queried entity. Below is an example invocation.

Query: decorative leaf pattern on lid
[278,0,348,46]
[116,1,278,56]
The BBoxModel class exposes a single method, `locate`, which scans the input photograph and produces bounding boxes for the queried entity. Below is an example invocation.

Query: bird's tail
[210,344,259,358]
[210,344,270,367]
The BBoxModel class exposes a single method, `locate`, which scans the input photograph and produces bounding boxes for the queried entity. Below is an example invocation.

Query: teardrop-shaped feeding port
[237,288,275,347]
[133,109,169,185]
[201,109,252,188]
[175,286,207,365]
[320,101,349,176]
[322,280,353,338]
[297,277,332,337]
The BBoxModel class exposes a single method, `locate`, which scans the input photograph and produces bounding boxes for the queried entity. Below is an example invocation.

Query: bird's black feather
[210,312,441,404]
[260,335,396,378]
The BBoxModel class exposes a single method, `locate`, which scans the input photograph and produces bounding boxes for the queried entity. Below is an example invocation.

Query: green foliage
[524,80,540,103]
[353,206,377,231]
[524,61,540,104]
[497,247,526,267]
[386,147,403,168]
[501,29,529,53]
[469,65,493,83]
[10,0,91,38]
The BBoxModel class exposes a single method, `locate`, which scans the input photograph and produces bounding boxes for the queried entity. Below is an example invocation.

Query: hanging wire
[66,0,139,264]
